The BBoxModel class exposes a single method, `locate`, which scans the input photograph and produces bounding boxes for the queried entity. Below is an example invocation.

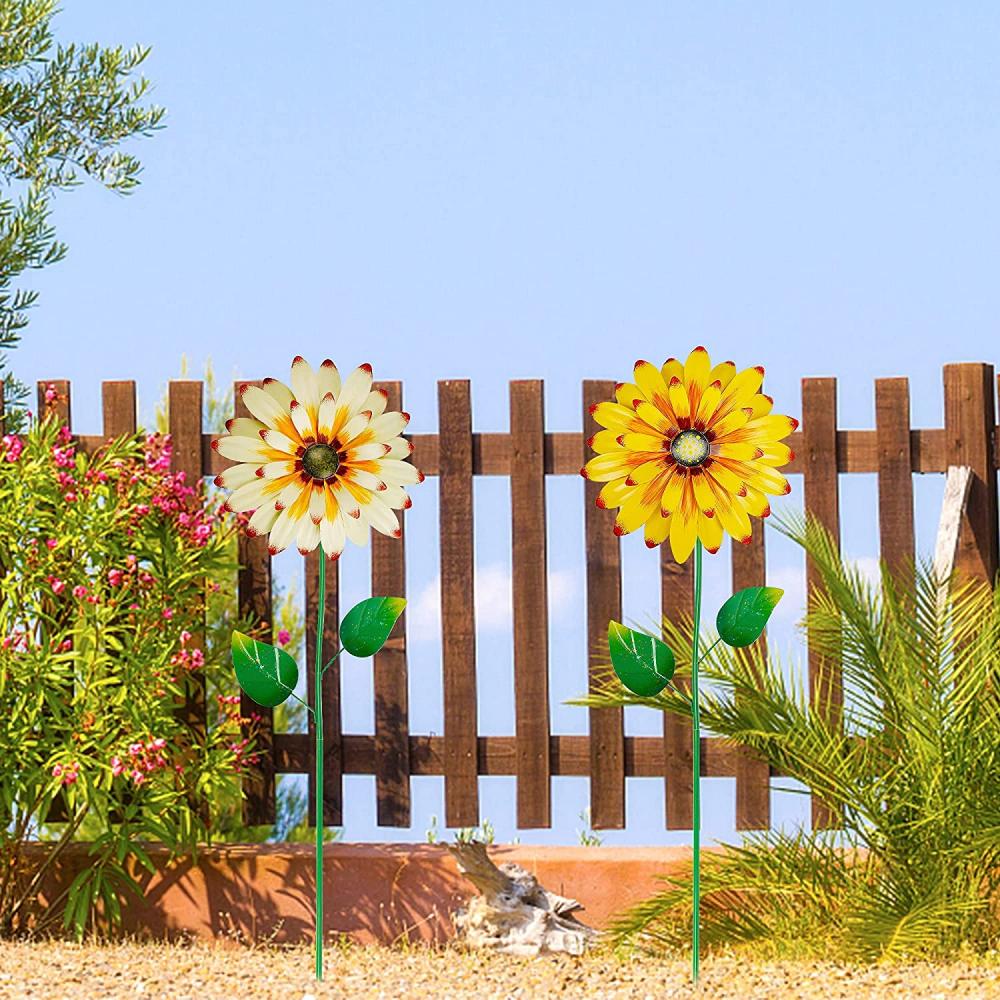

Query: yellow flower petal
[669,494,698,564]
[589,429,624,453]
[614,474,668,536]
[633,360,673,417]
[667,377,690,421]
[660,469,686,516]
[598,478,632,510]
[683,346,712,412]
[644,511,671,548]
[615,381,647,409]
[698,510,725,554]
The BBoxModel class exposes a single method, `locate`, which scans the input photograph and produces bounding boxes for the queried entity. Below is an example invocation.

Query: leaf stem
[320,647,344,677]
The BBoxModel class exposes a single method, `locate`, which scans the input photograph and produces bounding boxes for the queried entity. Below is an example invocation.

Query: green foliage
[715,586,783,648]
[0,2,164,429]
[0,415,253,940]
[339,597,406,658]
[570,511,1000,963]
[608,620,675,696]
[231,631,298,708]
[576,808,603,847]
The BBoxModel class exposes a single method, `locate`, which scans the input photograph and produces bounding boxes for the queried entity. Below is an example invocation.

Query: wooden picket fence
[14,362,1000,833]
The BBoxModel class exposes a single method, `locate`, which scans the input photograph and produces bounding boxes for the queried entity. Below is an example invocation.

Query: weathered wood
[169,381,207,757]
[875,378,915,587]
[233,380,276,826]
[943,364,998,587]
[305,548,342,827]
[732,528,770,830]
[660,547,693,829]
[801,377,842,830]
[101,381,137,441]
[372,380,411,827]
[445,840,599,955]
[933,466,973,607]
[510,380,551,828]
[583,380,625,830]
[439,380,479,827]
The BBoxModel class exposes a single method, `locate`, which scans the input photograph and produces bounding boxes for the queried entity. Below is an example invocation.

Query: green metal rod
[691,538,703,985]
[315,554,326,981]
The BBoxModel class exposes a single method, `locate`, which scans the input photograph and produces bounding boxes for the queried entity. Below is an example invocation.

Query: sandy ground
[0,940,998,1000]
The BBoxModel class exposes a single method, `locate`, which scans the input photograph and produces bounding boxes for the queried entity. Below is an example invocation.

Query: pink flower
[46,538,58,550]
[130,770,145,785]
[179,630,192,646]
[47,577,66,595]
[63,491,77,503]
[51,764,63,778]
[107,569,123,586]
[44,385,58,404]
[162,608,173,620]
[110,756,125,777]
[128,742,143,757]
[1,435,23,462]
[277,629,291,647]
[72,585,87,599]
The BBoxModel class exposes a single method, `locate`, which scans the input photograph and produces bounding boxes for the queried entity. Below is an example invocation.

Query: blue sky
[11,4,1000,845]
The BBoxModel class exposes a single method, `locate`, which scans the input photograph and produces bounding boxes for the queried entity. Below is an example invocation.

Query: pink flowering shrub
[0,412,265,939]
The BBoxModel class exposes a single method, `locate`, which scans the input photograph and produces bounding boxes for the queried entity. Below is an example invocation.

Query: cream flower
[213,357,422,558]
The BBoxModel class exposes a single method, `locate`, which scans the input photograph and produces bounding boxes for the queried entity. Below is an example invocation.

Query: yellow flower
[581,346,796,564]
[212,357,422,558]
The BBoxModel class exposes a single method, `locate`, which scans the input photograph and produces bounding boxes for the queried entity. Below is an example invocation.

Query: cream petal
[260,459,297,480]
[317,359,341,399]
[331,479,361,518]
[348,442,391,463]
[225,417,266,438]
[214,463,257,491]
[343,508,369,547]
[247,503,280,538]
[240,385,291,430]
[337,364,374,420]
[362,495,400,538]
[289,399,316,442]
[379,484,411,510]
[378,459,422,487]
[369,411,409,441]
[226,480,272,513]
[363,387,389,419]
[290,357,320,411]
[344,468,384,492]
[319,514,347,558]
[275,480,308,510]
[317,393,338,441]
[267,507,301,554]
[262,378,294,410]
[295,516,321,554]
[308,485,326,524]
[338,413,372,448]
[214,435,270,463]
[260,428,301,456]
[384,437,414,460]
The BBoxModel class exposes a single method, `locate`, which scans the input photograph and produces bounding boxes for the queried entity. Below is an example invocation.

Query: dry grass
[0,938,998,999]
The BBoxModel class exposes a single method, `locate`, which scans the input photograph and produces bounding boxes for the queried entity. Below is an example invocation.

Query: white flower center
[670,429,710,468]
[302,443,340,480]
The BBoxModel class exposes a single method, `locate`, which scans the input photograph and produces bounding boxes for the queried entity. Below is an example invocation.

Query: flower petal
[319,513,347,558]
[317,359,341,400]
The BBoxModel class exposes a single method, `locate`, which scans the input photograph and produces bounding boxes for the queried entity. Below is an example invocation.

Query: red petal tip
[255,467,265,478]
[377,482,387,491]
[707,545,721,554]
[416,471,425,483]
[588,403,598,415]
[210,439,219,451]
[740,534,753,545]
[790,417,800,430]
[377,388,389,400]
[360,362,373,375]
[289,399,300,409]
[401,411,411,422]
[213,475,224,487]
[297,547,310,556]
[634,359,649,370]
[614,382,624,392]
[275,501,285,511]
[737,484,748,497]
[263,377,276,385]
[788,450,796,461]
[404,496,413,509]
[616,434,625,446]
[321,359,336,368]
[612,522,626,537]
[762,506,772,518]
[222,501,232,513]
[225,419,235,432]
[669,376,682,387]
[754,365,765,376]
[392,528,402,539]
[625,477,636,487]
[245,526,258,538]
[704,508,715,518]
[311,515,322,525]
[292,355,305,365]
[350,509,361,519]
[595,496,607,509]
[268,545,280,556]
[238,383,250,395]
[693,345,707,353]
[783,483,792,494]
[709,379,723,390]
[754,448,765,459]
[586,435,595,449]
[645,538,658,548]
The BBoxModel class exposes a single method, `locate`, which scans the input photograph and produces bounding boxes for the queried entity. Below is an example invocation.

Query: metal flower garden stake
[582,347,794,984]
[213,357,422,980]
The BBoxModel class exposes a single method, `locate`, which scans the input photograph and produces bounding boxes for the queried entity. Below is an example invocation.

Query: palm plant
[571,511,1000,962]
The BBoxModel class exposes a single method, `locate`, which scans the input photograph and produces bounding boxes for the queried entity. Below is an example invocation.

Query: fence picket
[875,378,916,586]
[660,550,693,829]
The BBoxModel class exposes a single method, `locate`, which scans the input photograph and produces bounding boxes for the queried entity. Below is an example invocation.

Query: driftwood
[445,840,601,956]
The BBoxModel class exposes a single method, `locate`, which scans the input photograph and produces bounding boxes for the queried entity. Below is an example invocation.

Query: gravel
[0,940,997,999]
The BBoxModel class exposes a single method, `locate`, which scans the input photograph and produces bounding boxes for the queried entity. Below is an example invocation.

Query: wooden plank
[933,466,974,616]
[37,381,71,824]
[101,381,137,441]
[583,380,625,829]
[943,364,998,586]
[371,380,411,826]
[205,426,971,481]
[732,527,771,830]
[274,731,845,779]
[510,380,551,828]
[660,547,693,829]
[438,380,479,827]
[874,378,915,588]
[231,380,276,825]
[801,377,842,830]
[305,548,342,827]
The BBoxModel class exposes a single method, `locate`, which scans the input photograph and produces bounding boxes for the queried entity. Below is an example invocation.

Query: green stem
[315,555,326,982]
[321,648,343,677]
[691,538,703,985]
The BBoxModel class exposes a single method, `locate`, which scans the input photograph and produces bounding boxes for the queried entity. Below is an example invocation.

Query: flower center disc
[302,443,340,480]
[670,429,710,468]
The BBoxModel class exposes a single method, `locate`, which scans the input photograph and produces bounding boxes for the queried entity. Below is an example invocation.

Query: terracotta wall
[20,842,725,945]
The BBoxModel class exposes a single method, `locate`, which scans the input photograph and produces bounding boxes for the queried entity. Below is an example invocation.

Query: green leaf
[339,597,406,657]
[231,630,299,707]
[715,586,784,647]
[607,621,676,697]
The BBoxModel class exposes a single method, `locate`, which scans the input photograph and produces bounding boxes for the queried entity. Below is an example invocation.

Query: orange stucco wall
[20,842,728,944]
